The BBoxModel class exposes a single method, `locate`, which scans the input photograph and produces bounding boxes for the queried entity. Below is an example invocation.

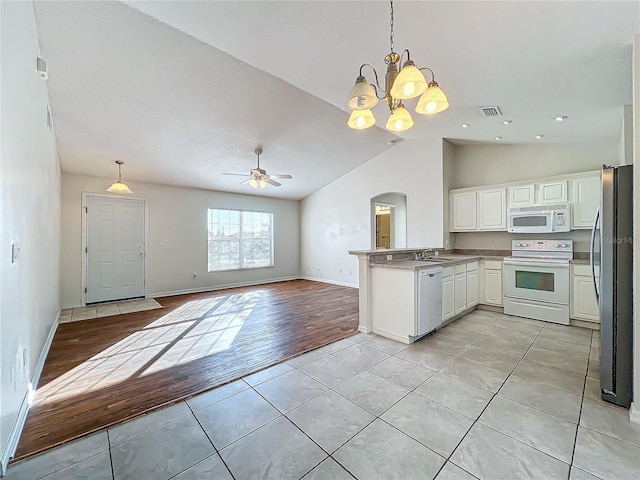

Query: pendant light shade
[348,108,376,130]
[346,76,379,110]
[389,61,428,100]
[249,178,258,189]
[415,81,450,115]
[106,161,133,194]
[385,104,414,132]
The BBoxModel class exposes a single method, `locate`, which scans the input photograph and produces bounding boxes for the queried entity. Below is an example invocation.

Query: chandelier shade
[346,1,448,132]
[385,104,414,132]
[389,61,428,100]
[346,76,379,110]
[348,108,376,129]
[106,160,133,194]
[415,81,450,115]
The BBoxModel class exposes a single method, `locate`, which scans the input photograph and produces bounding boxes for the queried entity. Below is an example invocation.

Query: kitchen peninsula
[349,248,504,343]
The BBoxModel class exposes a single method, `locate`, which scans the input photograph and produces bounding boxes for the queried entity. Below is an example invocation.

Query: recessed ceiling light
[554,115,568,122]
[535,134,544,140]
[494,136,503,141]
[501,120,513,125]
[461,123,471,128]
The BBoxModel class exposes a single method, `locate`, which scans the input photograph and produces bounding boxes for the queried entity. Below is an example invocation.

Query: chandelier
[346,0,449,132]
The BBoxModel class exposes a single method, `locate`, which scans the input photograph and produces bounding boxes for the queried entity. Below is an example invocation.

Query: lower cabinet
[482,260,503,306]
[571,264,600,323]
[443,261,479,322]
[442,268,455,321]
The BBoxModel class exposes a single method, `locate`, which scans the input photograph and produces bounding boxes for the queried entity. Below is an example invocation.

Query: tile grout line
[107,430,115,480]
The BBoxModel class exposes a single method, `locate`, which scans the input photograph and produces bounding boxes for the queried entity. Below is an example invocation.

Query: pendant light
[106,160,133,194]
[346,0,449,132]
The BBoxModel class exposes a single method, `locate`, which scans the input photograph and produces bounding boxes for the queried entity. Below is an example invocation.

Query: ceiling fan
[222,147,292,189]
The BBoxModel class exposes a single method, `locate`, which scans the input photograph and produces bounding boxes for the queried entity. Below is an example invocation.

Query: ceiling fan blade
[268,174,292,179]
[264,177,281,187]
[222,173,251,177]
[240,178,251,184]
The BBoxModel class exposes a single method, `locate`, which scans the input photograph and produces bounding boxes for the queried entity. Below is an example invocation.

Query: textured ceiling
[34,1,639,199]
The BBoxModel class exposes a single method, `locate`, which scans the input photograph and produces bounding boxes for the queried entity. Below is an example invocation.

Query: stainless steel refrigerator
[590,164,633,408]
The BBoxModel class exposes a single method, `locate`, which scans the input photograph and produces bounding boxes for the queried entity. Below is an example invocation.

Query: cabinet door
[454,272,467,315]
[538,180,568,204]
[466,269,479,308]
[477,188,507,230]
[450,192,477,231]
[442,275,455,321]
[509,185,535,207]
[484,269,503,306]
[571,175,601,229]
[571,275,600,322]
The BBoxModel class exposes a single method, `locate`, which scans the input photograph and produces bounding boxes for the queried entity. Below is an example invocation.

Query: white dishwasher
[417,267,443,336]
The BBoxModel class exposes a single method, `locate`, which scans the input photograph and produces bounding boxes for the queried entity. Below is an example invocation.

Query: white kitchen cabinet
[508,184,535,207]
[466,268,479,308]
[571,264,600,323]
[483,260,503,306]
[442,268,455,321]
[538,180,568,204]
[450,191,477,231]
[477,188,507,230]
[571,174,601,229]
[454,266,467,315]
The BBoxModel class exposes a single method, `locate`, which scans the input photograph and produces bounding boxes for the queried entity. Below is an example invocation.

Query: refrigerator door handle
[590,208,600,305]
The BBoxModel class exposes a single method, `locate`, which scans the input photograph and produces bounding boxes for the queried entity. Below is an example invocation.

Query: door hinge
[85,246,88,253]
[84,206,88,213]
[84,287,87,293]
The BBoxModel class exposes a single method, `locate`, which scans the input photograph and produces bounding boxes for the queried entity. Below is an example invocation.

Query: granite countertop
[371,254,484,271]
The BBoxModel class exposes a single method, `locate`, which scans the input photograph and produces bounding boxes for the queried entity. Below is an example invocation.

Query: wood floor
[14,280,358,461]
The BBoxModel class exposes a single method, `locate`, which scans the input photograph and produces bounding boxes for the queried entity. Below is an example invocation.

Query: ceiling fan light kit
[106,160,133,193]
[222,147,292,189]
[346,0,449,131]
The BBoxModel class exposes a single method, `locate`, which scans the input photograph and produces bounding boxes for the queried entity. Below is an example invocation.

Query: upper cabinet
[508,185,535,207]
[449,170,600,232]
[450,191,477,231]
[478,188,507,230]
[570,174,601,229]
[538,180,568,204]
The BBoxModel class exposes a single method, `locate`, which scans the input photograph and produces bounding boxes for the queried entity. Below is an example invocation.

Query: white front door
[86,196,145,303]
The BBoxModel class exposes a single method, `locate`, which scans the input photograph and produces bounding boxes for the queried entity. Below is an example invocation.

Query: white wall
[300,138,444,287]
[619,105,633,165]
[0,1,61,469]
[61,174,300,308]
[452,143,618,189]
[442,139,455,249]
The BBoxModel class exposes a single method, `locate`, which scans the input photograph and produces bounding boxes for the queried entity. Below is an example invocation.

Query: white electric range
[503,239,573,325]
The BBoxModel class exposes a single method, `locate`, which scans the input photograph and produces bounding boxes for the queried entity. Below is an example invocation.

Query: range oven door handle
[589,208,600,305]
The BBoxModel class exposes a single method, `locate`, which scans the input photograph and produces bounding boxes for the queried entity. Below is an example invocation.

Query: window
[207,208,273,271]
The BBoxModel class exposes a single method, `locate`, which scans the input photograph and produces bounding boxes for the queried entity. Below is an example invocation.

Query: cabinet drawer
[466,261,478,272]
[443,266,455,277]
[454,264,466,274]
[484,260,502,270]
[572,264,599,277]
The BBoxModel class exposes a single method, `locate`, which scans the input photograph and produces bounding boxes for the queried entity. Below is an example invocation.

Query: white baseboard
[630,402,640,424]
[298,276,358,289]
[370,326,411,344]
[1,312,59,475]
[358,325,371,334]
[150,276,301,298]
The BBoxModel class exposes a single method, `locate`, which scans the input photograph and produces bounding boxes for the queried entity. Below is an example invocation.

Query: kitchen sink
[416,257,450,262]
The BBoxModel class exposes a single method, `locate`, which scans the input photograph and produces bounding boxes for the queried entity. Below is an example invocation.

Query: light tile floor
[60,298,162,323]
[7,310,640,480]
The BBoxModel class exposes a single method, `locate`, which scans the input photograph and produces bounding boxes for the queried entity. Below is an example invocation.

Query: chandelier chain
[389,0,394,53]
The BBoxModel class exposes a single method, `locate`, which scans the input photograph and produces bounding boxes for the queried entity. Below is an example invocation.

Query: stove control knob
[555,244,560,248]
[516,243,521,247]
[561,243,567,248]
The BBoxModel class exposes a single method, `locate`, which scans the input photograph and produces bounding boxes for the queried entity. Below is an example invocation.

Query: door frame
[81,192,149,306]
[372,201,395,249]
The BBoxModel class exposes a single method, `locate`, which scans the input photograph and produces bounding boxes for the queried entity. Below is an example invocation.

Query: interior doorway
[370,192,407,249]
[84,195,146,304]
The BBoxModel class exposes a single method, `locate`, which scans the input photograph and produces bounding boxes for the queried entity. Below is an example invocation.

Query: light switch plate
[11,244,20,263]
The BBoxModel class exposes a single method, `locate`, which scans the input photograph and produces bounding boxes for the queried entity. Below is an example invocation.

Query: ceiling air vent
[478,106,502,117]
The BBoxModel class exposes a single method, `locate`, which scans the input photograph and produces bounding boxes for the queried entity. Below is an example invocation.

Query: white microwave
[507,203,571,233]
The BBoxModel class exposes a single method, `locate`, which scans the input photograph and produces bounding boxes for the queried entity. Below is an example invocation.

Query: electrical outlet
[11,243,20,263]
[386,254,393,260]
[160,240,169,247]
[490,239,496,246]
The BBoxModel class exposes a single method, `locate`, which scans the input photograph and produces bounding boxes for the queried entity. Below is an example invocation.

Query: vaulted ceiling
[34,1,639,199]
